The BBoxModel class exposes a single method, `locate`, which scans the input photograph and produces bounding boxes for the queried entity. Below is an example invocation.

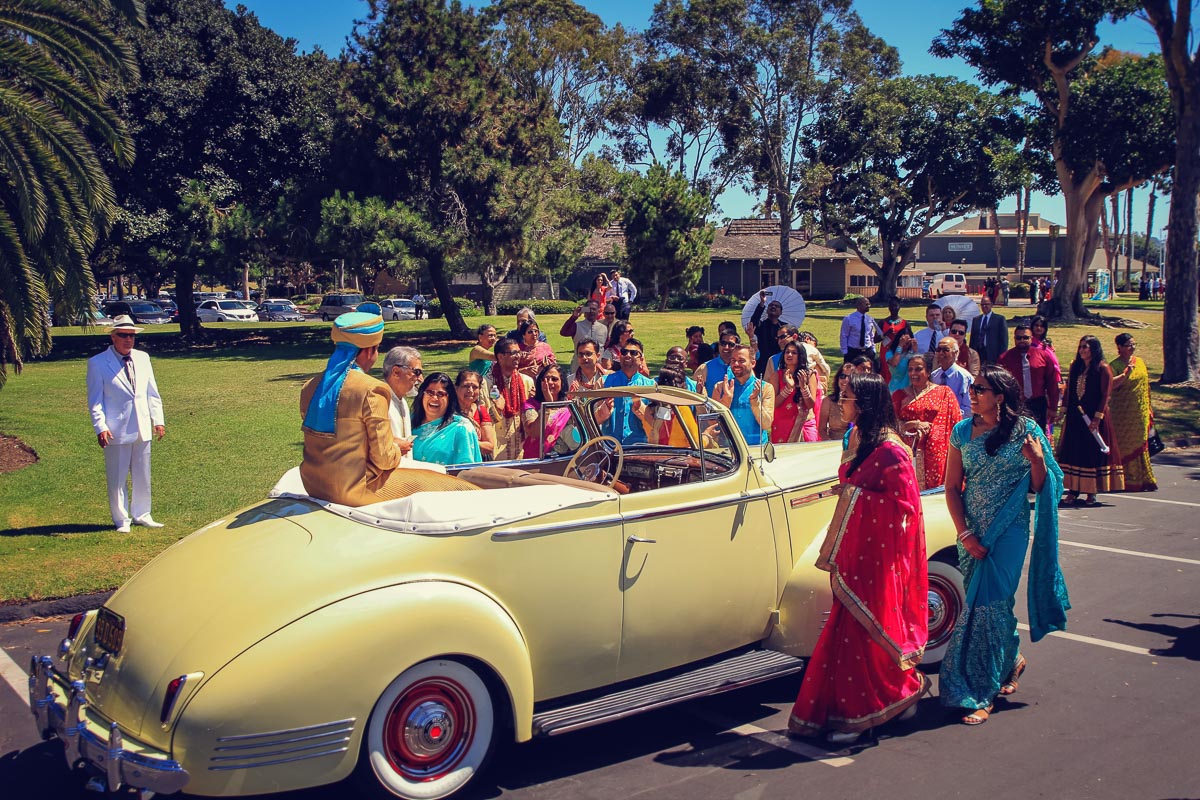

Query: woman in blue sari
[411,372,482,466]
[940,364,1069,725]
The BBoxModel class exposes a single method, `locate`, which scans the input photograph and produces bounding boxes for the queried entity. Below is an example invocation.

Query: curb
[0,591,113,625]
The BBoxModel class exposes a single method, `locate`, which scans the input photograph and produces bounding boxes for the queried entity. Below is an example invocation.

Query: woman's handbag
[1147,423,1165,456]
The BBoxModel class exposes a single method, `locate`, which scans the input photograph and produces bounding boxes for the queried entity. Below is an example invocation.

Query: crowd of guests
[297,293,1161,744]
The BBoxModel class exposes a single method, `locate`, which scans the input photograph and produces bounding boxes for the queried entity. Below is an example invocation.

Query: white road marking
[0,645,30,707]
[1098,494,1200,508]
[1015,624,1153,656]
[1060,519,1144,532]
[688,709,854,766]
[1060,539,1200,566]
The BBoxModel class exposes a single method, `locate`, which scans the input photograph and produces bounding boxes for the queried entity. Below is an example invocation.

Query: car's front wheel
[358,660,496,800]
[924,556,966,668]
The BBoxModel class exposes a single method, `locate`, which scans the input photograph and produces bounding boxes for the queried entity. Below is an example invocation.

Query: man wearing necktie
[839,296,881,369]
[86,316,166,533]
[998,324,1061,433]
[969,295,1008,363]
[914,303,946,353]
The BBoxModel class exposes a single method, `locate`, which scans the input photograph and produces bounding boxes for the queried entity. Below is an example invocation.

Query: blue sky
[225,0,1167,235]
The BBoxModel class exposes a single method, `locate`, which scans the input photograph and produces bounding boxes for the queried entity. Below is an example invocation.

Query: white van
[929,273,967,298]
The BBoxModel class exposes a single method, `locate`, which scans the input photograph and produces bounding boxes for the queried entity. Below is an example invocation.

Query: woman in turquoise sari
[940,364,1069,725]
[411,372,482,466]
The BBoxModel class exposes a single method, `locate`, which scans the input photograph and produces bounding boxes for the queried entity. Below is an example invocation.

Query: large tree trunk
[426,251,472,339]
[1161,110,1200,382]
[1145,188,1157,267]
[174,262,203,343]
[868,238,914,304]
[1045,170,1103,320]
[1124,187,1134,291]
[776,191,793,285]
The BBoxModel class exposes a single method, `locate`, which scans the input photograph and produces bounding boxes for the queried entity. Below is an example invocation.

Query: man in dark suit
[969,295,1008,364]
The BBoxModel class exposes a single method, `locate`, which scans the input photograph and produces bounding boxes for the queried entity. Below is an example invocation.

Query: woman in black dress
[1056,335,1124,506]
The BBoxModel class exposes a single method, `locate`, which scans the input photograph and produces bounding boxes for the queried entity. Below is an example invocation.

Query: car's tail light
[161,672,202,727]
[67,613,85,640]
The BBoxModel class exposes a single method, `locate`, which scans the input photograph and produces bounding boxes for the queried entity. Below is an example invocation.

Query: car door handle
[627,535,657,544]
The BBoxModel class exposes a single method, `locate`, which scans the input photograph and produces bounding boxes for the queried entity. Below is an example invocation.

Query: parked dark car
[102,300,171,325]
[157,298,179,321]
[256,301,306,322]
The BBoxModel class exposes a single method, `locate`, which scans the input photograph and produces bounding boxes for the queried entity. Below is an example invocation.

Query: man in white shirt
[611,270,638,320]
[931,336,973,418]
[86,316,166,533]
[839,297,881,368]
[913,303,946,353]
[558,300,607,371]
[382,345,446,472]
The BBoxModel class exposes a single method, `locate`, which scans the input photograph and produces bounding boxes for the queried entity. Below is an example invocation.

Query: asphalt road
[2,451,1197,800]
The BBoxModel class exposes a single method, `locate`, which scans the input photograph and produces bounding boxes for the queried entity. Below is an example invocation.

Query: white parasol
[741,285,807,333]
[934,294,981,325]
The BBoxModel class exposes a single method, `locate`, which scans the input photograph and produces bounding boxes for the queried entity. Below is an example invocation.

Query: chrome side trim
[491,515,623,540]
[210,736,352,761]
[207,747,351,771]
[621,491,773,523]
[214,725,356,751]
[215,717,357,742]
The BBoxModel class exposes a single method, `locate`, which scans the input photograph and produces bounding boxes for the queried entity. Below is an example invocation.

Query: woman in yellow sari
[1109,333,1157,492]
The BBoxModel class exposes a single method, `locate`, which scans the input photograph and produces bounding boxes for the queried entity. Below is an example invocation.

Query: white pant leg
[104,442,134,525]
[129,438,152,521]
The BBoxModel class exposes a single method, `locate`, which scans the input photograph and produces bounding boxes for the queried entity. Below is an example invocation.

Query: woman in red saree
[893,353,962,489]
[789,372,930,745]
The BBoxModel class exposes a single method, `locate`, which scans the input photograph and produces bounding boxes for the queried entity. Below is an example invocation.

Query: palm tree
[0,0,141,386]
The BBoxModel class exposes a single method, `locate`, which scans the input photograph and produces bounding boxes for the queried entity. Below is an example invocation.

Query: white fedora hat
[110,315,144,333]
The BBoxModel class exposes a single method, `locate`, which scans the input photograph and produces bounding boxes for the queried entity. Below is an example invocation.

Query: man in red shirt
[998,324,1061,433]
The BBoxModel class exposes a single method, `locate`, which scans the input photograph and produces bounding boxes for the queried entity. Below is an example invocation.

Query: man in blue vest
[711,344,775,445]
[694,331,739,398]
[597,337,654,445]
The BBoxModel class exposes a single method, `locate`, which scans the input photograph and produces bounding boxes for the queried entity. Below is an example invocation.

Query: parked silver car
[196,300,257,323]
[380,297,417,321]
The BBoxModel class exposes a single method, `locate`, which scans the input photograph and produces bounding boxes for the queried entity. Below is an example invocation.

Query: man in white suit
[87,316,166,533]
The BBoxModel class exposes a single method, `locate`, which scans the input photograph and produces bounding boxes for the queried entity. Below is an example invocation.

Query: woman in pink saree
[789,372,930,745]
[522,365,571,458]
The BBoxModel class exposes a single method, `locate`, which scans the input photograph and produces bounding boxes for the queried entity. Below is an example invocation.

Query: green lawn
[0,300,1194,603]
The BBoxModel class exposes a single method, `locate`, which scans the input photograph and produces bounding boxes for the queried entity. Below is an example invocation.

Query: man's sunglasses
[113,332,136,339]
[620,348,642,357]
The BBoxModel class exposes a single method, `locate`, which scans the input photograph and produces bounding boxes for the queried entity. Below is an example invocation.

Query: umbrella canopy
[934,294,981,325]
[740,285,807,333]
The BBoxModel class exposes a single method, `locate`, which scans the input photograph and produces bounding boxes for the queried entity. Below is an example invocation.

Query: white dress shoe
[116,521,132,533]
[826,730,862,745]
[133,516,164,528]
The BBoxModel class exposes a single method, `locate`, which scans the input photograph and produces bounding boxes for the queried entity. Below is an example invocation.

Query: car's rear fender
[170,580,533,797]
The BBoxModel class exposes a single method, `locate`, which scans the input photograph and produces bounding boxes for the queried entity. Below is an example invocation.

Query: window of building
[849,275,879,288]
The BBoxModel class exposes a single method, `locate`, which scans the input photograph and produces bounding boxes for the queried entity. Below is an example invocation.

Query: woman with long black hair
[940,365,1069,725]
[1057,335,1124,505]
[788,373,929,744]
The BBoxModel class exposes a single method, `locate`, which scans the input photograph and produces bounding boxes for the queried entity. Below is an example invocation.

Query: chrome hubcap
[404,701,456,760]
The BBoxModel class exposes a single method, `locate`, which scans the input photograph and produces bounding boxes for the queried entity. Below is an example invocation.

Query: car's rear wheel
[924,556,965,668]
[358,660,496,800]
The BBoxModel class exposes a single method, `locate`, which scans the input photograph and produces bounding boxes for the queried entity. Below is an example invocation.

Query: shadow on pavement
[0,741,85,800]
[1104,614,1200,661]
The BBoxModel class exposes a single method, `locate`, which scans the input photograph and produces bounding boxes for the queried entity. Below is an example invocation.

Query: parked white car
[196,300,258,322]
[380,297,417,321]
[928,273,968,298]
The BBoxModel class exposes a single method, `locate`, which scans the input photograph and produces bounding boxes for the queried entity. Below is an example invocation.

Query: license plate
[95,607,125,655]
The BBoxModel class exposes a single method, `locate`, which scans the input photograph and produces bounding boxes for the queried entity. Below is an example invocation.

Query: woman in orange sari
[893,353,962,489]
[788,372,929,745]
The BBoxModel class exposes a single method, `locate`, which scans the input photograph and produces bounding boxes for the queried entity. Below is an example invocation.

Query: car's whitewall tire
[359,660,496,800]
[924,557,966,668]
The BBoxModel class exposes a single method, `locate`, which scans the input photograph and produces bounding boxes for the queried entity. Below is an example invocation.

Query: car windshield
[397,300,416,308]
[264,303,290,311]
[217,301,245,310]
[128,302,161,313]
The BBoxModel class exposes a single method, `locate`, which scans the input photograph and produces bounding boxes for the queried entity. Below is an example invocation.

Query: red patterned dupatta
[817,437,928,669]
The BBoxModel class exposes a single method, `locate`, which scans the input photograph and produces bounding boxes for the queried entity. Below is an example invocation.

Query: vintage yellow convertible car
[31,385,964,800]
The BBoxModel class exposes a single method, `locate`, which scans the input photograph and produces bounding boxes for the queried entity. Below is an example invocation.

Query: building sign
[948,242,973,252]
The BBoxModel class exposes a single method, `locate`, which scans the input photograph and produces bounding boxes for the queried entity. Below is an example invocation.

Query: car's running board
[532,650,805,736]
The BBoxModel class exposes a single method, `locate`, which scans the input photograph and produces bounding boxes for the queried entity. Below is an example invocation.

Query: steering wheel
[564,435,624,487]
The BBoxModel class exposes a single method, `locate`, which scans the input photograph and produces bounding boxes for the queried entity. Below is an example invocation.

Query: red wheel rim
[927,573,961,650]
[383,677,476,782]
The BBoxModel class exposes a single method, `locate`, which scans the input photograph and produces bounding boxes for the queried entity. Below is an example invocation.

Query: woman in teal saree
[940,365,1070,725]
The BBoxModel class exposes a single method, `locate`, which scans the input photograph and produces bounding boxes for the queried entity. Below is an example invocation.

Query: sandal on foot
[1000,656,1027,695]
[1061,493,1079,506]
[1082,496,1100,507]
[961,705,992,726]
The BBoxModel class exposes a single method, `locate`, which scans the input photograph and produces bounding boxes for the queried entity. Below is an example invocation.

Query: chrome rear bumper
[29,655,190,795]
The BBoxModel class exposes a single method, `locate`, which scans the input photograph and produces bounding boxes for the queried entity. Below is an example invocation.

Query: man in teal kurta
[599,337,654,445]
